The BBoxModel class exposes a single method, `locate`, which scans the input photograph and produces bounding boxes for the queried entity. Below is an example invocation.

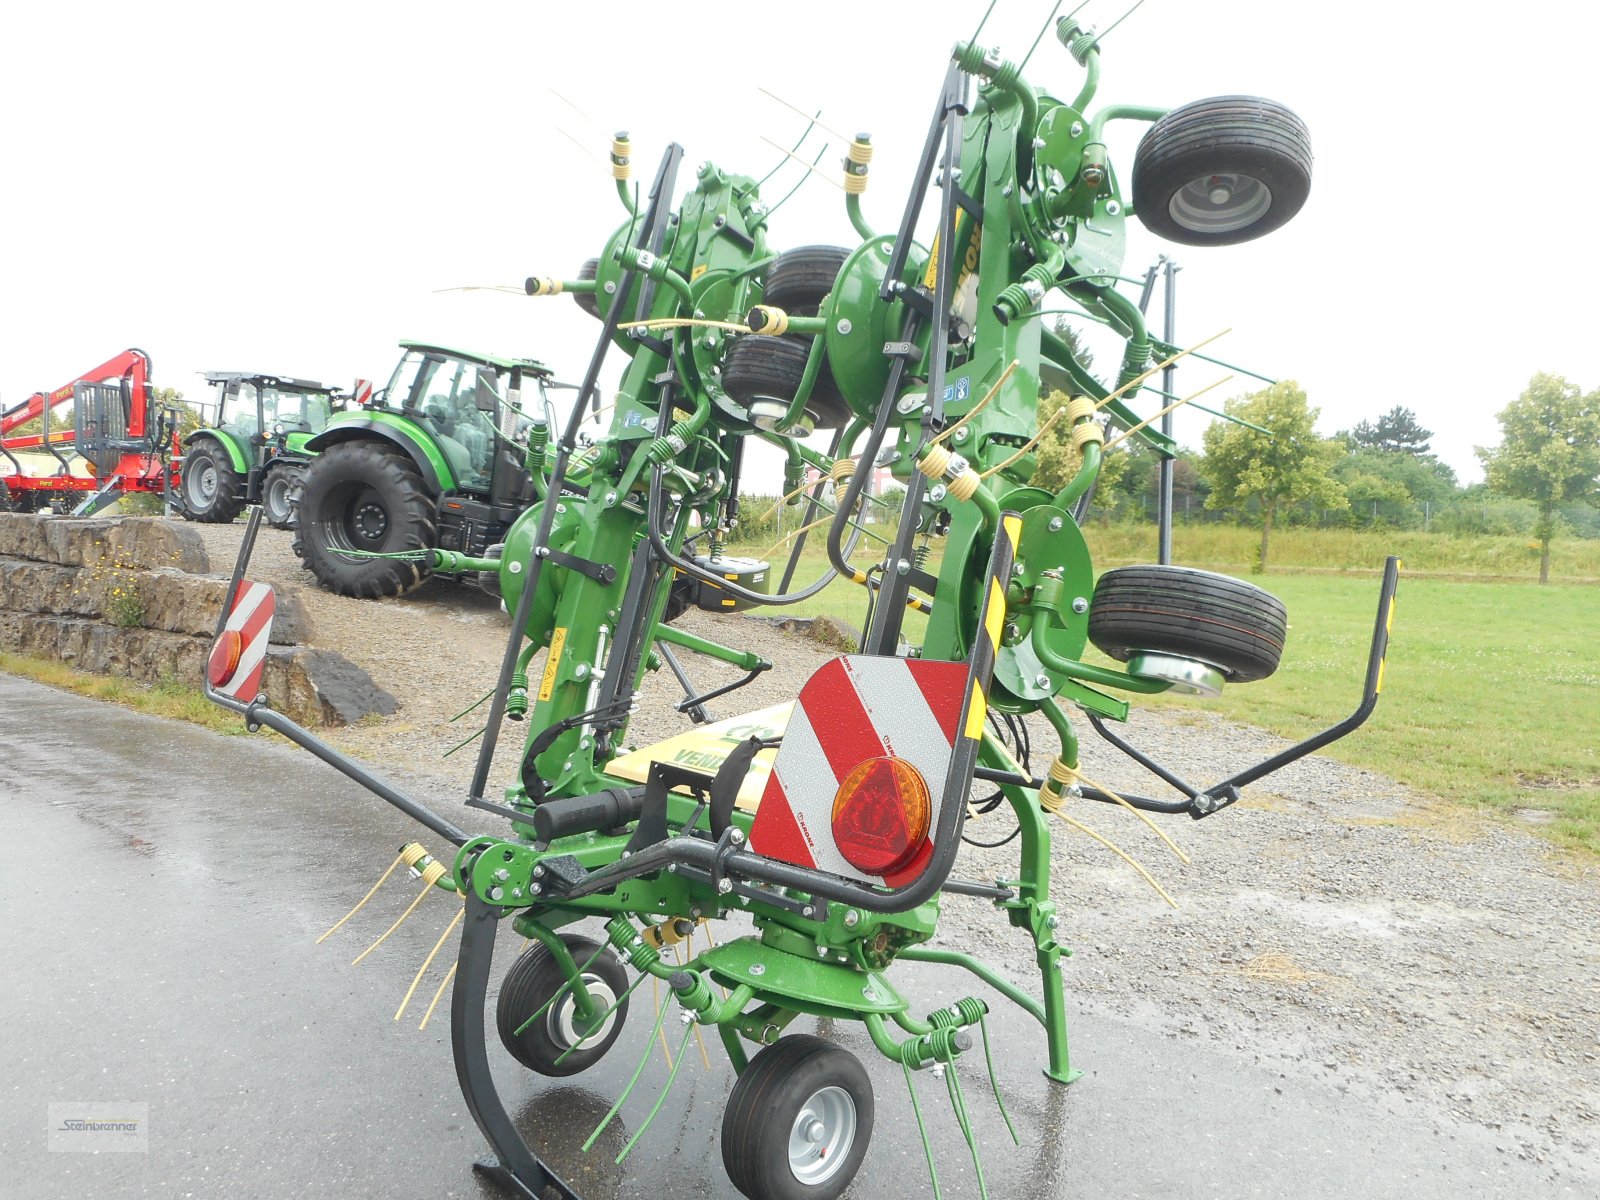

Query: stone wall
[0,514,395,726]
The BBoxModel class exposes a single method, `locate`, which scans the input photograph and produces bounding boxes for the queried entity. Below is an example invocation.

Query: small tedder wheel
[1088,563,1288,683]
[760,245,851,315]
[180,441,245,523]
[1131,95,1312,246]
[721,1034,874,1200]
[574,258,602,320]
[495,935,630,1077]
[293,440,435,598]
[261,465,296,529]
[721,336,851,432]
[662,575,695,624]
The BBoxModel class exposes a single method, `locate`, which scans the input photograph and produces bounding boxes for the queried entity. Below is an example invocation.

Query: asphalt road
[0,672,1583,1199]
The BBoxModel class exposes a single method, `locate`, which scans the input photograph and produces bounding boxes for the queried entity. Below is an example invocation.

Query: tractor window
[227,382,261,437]
[404,357,502,489]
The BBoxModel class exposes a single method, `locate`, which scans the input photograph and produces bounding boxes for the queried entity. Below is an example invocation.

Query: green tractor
[181,372,340,528]
[292,341,554,598]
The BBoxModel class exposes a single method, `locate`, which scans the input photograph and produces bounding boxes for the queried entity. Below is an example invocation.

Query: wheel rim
[787,1085,856,1186]
[1168,172,1273,234]
[548,973,619,1050]
[266,475,290,520]
[187,460,218,506]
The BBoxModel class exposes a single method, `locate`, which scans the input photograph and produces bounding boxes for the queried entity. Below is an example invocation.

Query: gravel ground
[185,519,1600,1189]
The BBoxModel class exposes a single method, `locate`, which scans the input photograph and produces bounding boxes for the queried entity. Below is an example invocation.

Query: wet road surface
[0,672,1584,1198]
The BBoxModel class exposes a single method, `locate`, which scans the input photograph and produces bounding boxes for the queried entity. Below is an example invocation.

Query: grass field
[0,652,245,735]
[736,528,1600,853]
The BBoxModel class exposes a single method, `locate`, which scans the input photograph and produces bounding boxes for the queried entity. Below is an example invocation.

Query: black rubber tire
[1131,96,1311,247]
[722,336,850,431]
[0,478,13,513]
[575,257,602,320]
[293,440,435,598]
[762,246,850,315]
[1088,564,1287,683]
[495,935,630,1077]
[261,464,296,530]
[179,439,245,523]
[722,1034,874,1200]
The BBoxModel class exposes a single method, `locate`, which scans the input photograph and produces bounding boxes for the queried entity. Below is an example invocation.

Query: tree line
[1033,365,1600,583]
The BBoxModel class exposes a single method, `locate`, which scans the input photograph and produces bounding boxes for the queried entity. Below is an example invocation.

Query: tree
[1200,381,1347,571]
[1351,405,1433,455]
[1476,372,1600,584]
[1031,388,1131,500]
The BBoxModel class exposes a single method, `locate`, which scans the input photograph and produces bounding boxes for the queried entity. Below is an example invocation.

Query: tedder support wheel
[261,465,297,530]
[1088,563,1288,684]
[494,934,629,1077]
[574,257,602,320]
[721,1034,874,1200]
[722,336,851,432]
[1131,95,1312,246]
[761,245,850,315]
[180,440,245,524]
[293,440,436,598]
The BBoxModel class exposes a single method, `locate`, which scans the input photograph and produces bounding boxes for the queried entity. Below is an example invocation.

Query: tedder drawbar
[207,11,1399,1199]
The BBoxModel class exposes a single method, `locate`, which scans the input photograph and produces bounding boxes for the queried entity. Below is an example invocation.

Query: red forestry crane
[0,348,179,514]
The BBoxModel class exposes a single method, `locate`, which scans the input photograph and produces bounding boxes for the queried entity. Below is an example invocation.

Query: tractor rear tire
[262,464,297,530]
[575,258,602,320]
[495,935,630,1077]
[721,1034,874,1200]
[1088,564,1287,683]
[180,440,245,524]
[294,441,436,598]
[1131,96,1312,247]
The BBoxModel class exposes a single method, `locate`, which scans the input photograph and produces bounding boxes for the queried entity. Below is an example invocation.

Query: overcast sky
[5,0,1598,488]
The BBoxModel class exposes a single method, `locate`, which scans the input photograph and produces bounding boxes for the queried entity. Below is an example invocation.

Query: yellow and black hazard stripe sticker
[962,514,1022,740]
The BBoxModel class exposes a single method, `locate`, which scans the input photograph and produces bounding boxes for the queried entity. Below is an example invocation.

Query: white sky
[4,0,1598,487]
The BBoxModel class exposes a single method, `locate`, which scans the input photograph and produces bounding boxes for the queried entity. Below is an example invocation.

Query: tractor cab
[371,344,546,509]
[181,372,342,529]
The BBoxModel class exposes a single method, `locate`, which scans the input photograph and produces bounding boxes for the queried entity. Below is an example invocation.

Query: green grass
[734,534,1600,854]
[0,652,246,735]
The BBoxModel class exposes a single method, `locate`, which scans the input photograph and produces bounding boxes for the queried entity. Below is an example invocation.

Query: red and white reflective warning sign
[749,655,967,888]
[352,378,373,407]
[207,580,276,702]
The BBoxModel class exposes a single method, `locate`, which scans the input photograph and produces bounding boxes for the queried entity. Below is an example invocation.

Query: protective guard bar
[551,513,1022,914]
[203,507,471,847]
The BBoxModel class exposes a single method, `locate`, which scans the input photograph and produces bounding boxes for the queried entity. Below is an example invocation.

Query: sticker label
[539,627,568,701]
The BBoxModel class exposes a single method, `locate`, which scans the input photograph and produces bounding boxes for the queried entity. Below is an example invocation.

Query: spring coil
[610,132,631,181]
[783,461,806,503]
[606,916,661,973]
[1041,756,1077,809]
[1067,396,1104,450]
[829,456,856,500]
[669,970,713,1012]
[928,997,989,1029]
[524,422,548,475]
[1057,18,1098,65]
[646,420,695,464]
[506,670,529,720]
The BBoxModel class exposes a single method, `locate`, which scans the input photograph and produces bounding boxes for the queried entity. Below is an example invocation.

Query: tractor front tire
[1088,564,1287,683]
[294,441,436,598]
[721,1034,874,1200]
[1131,95,1311,247]
[495,935,630,1077]
[180,441,245,524]
[261,464,297,530]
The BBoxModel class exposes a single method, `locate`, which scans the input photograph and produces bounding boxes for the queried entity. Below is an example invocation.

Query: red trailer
[0,349,179,515]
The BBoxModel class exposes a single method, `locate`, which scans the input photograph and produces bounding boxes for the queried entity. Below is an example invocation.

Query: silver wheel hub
[189,463,217,502]
[787,1085,856,1186]
[548,973,618,1050]
[1169,172,1273,234]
